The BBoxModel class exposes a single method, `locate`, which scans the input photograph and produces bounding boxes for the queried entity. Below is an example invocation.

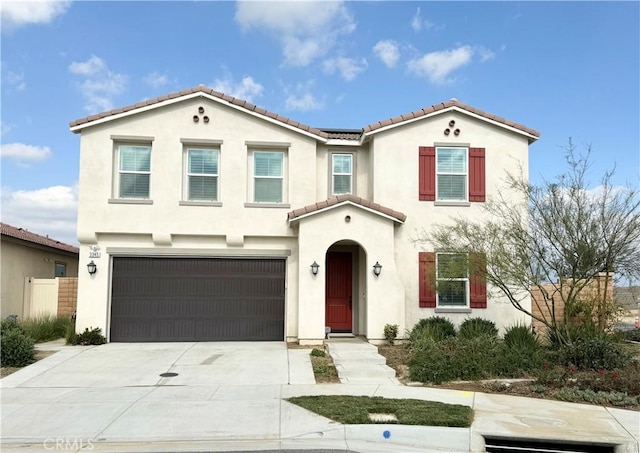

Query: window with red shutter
[426,252,487,309]
[418,252,436,307]
[420,146,486,203]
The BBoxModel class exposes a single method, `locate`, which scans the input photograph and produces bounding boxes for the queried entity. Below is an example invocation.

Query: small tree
[417,140,640,346]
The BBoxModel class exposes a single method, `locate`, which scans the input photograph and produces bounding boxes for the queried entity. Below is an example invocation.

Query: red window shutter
[469,147,486,202]
[469,252,487,308]
[419,146,436,201]
[419,252,436,307]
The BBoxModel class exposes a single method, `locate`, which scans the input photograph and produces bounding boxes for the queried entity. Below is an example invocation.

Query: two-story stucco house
[70,86,539,344]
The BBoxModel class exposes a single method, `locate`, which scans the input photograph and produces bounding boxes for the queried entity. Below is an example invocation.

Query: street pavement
[0,340,638,453]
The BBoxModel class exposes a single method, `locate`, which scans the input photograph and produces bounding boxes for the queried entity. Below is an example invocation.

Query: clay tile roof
[69,86,539,141]
[69,85,330,140]
[364,99,540,138]
[1,223,79,254]
[288,195,406,223]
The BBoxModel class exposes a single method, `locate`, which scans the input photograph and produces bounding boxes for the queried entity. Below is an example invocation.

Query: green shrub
[65,321,77,345]
[21,314,75,343]
[383,324,399,345]
[1,328,35,367]
[408,317,456,346]
[556,388,638,407]
[1,316,27,336]
[68,327,106,346]
[503,323,539,349]
[458,318,498,339]
[310,348,326,357]
[557,337,631,370]
[409,335,503,383]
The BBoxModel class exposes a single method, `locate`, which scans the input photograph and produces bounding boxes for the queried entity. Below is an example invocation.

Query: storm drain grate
[159,372,178,378]
[484,437,615,453]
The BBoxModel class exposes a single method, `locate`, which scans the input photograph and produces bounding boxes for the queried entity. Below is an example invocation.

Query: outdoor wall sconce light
[87,261,97,275]
[373,261,382,277]
[310,261,320,275]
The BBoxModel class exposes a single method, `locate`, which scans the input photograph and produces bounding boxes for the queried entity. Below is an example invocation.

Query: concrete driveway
[1,342,328,449]
[4,342,291,388]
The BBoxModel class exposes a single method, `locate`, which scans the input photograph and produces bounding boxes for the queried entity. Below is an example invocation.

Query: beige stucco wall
[370,111,532,333]
[74,95,534,341]
[295,204,405,343]
[0,238,79,318]
[75,97,318,338]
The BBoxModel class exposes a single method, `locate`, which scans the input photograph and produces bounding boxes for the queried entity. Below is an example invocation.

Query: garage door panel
[110,258,285,342]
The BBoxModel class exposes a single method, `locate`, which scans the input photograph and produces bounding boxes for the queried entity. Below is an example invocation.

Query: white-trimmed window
[436,147,467,201]
[253,151,284,203]
[187,148,219,201]
[118,145,151,199]
[436,253,469,307]
[332,154,353,195]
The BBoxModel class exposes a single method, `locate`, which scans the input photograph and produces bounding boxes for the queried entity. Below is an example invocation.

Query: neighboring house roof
[69,86,539,143]
[0,223,79,254]
[288,194,407,224]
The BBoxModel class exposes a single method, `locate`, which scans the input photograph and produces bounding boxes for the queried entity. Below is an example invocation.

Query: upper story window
[332,154,353,195]
[118,145,151,199]
[436,147,467,201]
[419,146,485,203]
[254,151,284,203]
[187,148,219,201]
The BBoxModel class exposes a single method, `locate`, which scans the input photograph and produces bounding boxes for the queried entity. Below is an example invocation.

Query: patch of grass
[21,314,74,343]
[287,395,472,427]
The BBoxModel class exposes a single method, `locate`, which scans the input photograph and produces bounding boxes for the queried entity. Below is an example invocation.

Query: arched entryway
[325,240,367,336]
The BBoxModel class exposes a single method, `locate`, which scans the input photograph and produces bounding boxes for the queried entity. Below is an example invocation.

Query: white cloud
[69,55,127,113]
[478,47,496,62]
[285,93,323,112]
[211,75,263,103]
[411,7,423,32]
[323,57,367,81]
[0,0,71,31]
[235,1,356,67]
[0,185,78,246]
[373,40,400,68]
[410,7,443,33]
[1,142,51,164]
[1,121,13,136]
[284,81,324,112]
[68,55,105,76]
[407,45,494,84]
[143,71,169,88]
[6,71,26,91]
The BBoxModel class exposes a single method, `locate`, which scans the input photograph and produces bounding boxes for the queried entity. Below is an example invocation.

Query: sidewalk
[1,342,638,453]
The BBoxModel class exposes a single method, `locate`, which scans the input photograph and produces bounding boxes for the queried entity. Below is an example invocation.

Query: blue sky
[1,1,639,245]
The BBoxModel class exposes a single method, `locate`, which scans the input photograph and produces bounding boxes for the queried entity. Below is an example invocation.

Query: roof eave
[362,106,540,143]
[288,200,405,224]
[69,91,329,143]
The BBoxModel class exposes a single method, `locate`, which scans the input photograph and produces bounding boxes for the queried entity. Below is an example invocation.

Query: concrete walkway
[1,342,638,453]
[326,337,400,385]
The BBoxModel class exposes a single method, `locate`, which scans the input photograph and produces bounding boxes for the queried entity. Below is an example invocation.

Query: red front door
[325,252,353,332]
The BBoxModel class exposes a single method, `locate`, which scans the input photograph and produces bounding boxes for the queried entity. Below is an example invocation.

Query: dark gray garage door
[110,257,285,342]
